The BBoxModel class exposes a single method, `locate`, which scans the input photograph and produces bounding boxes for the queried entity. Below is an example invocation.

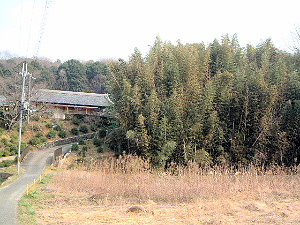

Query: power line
[26,0,36,58]
[18,0,23,54]
[35,0,52,58]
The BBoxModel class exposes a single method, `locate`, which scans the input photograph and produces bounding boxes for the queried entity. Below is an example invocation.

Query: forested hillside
[0,57,110,129]
[0,58,110,97]
[108,35,300,168]
[1,35,300,168]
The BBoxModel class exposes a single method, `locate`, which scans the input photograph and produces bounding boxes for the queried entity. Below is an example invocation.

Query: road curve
[0,144,72,225]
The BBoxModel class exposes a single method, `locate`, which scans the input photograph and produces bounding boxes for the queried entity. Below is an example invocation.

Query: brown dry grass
[34,153,300,225]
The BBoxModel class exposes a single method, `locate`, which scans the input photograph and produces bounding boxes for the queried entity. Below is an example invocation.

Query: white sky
[0,0,299,62]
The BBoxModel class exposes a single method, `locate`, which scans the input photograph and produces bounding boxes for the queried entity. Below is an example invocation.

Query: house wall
[33,102,104,119]
[53,110,66,119]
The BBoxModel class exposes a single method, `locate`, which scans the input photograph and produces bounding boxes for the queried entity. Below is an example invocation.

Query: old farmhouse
[31,89,112,119]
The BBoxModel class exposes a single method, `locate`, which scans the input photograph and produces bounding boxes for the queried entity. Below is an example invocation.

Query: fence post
[26,184,30,196]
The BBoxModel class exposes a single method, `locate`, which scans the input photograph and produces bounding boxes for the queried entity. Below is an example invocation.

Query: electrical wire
[18,0,23,55]
[26,0,36,58]
[35,0,52,58]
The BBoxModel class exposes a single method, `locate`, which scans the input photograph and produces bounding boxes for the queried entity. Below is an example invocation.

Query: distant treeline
[108,35,300,168]
[0,57,111,97]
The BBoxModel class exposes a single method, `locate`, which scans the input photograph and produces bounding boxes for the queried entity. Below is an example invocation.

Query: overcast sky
[0,0,299,62]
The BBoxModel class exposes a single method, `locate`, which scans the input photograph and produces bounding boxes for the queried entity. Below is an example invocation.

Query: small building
[31,89,112,119]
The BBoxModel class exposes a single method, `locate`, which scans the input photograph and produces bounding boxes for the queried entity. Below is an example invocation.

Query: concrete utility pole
[27,73,36,124]
[17,63,30,175]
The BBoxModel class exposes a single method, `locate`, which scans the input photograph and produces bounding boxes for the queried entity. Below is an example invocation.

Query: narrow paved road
[0,144,72,225]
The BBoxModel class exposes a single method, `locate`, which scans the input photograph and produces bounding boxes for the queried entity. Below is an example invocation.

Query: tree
[86,61,110,93]
[57,59,88,92]
[108,36,300,168]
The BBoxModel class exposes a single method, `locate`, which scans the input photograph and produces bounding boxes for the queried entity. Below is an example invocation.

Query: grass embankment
[18,171,53,225]
[0,114,97,158]
[18,153,300,225]
[0,164,24,188]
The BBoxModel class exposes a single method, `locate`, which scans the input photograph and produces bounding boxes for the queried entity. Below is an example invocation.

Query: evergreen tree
[57,59,88,92]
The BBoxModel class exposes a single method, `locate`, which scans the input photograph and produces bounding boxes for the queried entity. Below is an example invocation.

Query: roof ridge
[39,89,109,96]
[33,89,112,107]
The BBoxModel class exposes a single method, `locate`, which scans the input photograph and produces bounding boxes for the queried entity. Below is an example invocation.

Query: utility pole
[27,73,36,124]
[17,63,30,175]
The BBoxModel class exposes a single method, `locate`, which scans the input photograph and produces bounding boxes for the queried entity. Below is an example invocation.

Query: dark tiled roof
[32,89,112,107]
[0,96,7,106]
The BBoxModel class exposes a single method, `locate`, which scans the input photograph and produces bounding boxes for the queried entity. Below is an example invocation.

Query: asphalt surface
[0,144,72,225]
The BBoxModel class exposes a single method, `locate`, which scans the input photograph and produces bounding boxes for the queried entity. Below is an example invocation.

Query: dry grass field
[29,153,300,225]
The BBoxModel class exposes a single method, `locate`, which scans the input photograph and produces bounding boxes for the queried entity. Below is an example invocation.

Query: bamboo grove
[108,35,300,168]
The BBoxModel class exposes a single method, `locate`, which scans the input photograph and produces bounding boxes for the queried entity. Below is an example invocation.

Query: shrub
[90,125,97,132]
[35,132,44,138]
[10,132,18,141]
[98,128,107,138]
[40,136,47,143]
[78,139,85,145]
[45,123,53,129]
[29,137,41,146]
[31,125,40,132]
[54,125,62,131]
[21,142,27,151]
[58,131,67,138]
[0,160,15,167]
[70,128,79,135]
[97,146,103,153]
[31,115,40,121]
[8,144,18,155]
[76,114,84,120]
[29,136,47,146]
[1,141,20,156]
[72,117,81,126]
[1,138,8,145]
[47,131,56,139]
[79,150,86,158]
[93,138,103,147]
[79,125,88,133]
[1,148,10,157]
[71,144,79,151]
